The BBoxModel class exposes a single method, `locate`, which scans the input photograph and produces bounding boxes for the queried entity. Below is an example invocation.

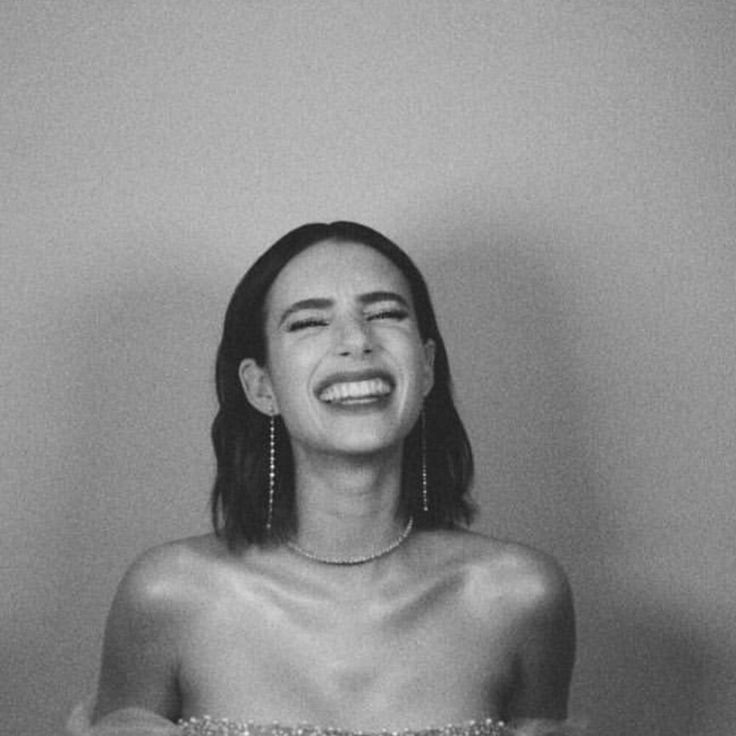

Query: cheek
[266,347,314,406]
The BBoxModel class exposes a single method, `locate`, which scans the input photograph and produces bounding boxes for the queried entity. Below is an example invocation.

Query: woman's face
[240,239,434,461]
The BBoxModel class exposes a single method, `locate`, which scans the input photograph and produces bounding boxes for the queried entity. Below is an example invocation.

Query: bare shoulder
[93,534,229,720]
[421,529,575,720]
[477,532,570,603]
[420,528,573,619]
[112,533,227,616]
[102,535,223,666]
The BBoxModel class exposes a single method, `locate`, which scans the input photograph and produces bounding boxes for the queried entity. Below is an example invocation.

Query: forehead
[265,239,412,314]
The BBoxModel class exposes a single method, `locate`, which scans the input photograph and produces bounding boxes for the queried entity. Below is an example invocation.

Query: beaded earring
[266,412,276,533]
[421,409,429,513]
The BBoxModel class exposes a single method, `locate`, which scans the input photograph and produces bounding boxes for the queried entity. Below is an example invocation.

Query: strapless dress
[68,701,580,736]
[178,717,510,736]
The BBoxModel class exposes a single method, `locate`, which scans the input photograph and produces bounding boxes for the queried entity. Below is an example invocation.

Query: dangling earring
[266,412,276,533]
[421,409,429,513]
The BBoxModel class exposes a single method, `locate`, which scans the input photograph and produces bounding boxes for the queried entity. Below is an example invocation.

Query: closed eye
[366,308,408,321]
[287,317,328,332]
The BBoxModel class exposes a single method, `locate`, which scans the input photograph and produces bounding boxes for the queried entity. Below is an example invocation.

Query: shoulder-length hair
[211,221,475,549]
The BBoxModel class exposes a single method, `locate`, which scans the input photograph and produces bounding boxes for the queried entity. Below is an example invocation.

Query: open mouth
[318,376,393,405]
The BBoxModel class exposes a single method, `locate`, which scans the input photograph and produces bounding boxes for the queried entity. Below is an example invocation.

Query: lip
[314,368,395,400]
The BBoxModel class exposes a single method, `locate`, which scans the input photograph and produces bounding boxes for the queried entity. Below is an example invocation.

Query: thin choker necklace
[286,517,414,566]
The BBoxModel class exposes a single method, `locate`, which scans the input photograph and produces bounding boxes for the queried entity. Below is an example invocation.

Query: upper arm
[92,548,185,723]
[505,550,576,723]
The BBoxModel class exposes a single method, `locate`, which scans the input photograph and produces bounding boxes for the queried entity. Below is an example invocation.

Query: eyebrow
[277,291,410,327]
[359,291,410,308]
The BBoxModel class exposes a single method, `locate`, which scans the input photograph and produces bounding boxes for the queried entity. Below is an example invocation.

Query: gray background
[3,2,735,735]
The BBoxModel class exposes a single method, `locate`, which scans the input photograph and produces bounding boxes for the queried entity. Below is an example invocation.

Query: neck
[289,447,406,560]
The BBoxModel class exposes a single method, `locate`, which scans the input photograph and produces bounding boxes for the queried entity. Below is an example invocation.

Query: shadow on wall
[579,594,731,736]
[410,211,731,736]
[416,215,602,557]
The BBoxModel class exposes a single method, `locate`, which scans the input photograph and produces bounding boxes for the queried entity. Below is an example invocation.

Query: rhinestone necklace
[286,517,414,566]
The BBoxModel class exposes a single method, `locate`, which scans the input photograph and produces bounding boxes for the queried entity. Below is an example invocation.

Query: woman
[69,222,576,736]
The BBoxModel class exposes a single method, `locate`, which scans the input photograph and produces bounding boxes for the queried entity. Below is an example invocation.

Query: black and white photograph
[2,3,735,735]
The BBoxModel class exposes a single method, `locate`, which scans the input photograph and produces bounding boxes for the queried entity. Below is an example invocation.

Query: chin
[324,431,404,458]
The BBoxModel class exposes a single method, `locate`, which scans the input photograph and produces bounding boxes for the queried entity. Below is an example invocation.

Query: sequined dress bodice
[67,700,580,735]
[178,717,511,736]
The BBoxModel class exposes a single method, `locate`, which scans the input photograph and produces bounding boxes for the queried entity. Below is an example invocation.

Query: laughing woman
[69,222,577,736]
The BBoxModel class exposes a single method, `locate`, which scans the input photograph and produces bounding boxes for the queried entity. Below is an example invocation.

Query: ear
[239,358,279,416]
[422,339,436,397]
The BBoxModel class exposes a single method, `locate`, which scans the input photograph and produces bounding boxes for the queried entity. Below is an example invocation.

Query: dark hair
[211,221,475,548]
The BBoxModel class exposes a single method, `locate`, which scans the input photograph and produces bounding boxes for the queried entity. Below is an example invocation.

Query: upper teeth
[319,378,392,403]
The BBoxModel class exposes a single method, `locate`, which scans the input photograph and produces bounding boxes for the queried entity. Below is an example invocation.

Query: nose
[335,314,373,356]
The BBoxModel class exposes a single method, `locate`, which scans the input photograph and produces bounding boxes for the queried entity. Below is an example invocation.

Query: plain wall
[2,2,734,735]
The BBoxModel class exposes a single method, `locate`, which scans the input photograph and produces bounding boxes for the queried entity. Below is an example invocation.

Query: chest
[178,575,518,725]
